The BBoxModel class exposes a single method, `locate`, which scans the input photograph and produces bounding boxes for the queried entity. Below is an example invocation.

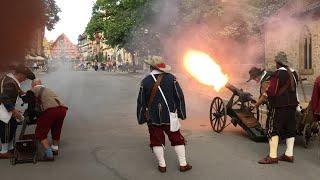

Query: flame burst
[184,50,229,91]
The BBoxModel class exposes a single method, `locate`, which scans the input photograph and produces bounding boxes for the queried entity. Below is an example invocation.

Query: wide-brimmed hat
[15,65,35,80]
[247,67,264,82]
[275,51,291,67]
[144,56,171,72]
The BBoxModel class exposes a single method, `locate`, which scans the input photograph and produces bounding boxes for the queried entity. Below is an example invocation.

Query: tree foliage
[86,0,161,54]
[44,0,61,31]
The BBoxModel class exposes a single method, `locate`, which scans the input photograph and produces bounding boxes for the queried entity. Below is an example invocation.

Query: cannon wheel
[302,123,312,148]
[210,97,227,133]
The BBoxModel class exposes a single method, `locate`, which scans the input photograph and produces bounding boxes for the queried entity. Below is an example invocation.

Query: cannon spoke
[216,117,221,131]
[210,97,227,133]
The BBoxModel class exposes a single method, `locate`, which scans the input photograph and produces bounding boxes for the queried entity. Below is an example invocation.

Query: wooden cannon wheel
[210,97,227,133]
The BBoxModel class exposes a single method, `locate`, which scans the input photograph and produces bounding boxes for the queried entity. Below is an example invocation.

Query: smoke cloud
[135,0,313,82]
[128,0,266,81]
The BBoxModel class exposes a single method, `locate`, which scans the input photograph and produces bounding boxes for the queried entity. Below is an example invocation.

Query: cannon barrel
[225,83,241,96]
[225,83,255,103]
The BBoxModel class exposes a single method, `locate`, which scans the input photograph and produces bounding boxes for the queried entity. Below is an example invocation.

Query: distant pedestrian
[137,56,192,173]
[113,61,117,72]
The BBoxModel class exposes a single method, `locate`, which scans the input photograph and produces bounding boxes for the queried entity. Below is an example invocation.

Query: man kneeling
[31,79,68,161]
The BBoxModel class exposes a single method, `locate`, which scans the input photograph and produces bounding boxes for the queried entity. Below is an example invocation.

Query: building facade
[78,34,90,60]
[51,34,80,61]
[43,38,53,60]
[77,33,133,64]
[264,0,320,83]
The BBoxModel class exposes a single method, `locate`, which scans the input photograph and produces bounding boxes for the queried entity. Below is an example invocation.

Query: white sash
[150,74,180,132]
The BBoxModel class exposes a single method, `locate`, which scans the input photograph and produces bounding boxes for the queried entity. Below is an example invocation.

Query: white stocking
[285,137,295,157]
[0,143,8,154]
[269,136,279,158]
[153,146,166,167]
[174,145,187,166]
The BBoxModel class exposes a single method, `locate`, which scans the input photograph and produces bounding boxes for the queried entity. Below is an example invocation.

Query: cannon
[210,83,267,142]
[225,83,256,105]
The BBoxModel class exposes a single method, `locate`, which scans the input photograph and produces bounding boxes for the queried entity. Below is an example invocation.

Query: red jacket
[311,76,320,121]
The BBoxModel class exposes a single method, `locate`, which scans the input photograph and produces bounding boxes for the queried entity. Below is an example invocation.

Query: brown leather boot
[42,155,54,162]
[158,166,166,173]
[278,154,294,163]
[180,164,192,172]
[258,156,278,164]
[0,152,12,159]
[53,150,59,156]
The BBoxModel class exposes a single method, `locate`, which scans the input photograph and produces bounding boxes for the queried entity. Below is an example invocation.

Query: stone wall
[265,18,320,83]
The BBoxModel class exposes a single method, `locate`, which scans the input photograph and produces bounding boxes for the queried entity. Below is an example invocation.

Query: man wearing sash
[254,52,299,164]
[137,56,191,173]
[0,65,35,159]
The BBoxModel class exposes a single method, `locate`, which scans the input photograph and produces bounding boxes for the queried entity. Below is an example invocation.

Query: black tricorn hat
[247,67,264,82]
[15,65,35,80]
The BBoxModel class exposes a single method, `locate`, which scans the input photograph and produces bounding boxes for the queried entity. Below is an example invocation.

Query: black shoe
[53,150,59,156]
[158,166,166,173]
[42,155,54,162]
[180,164,192,172]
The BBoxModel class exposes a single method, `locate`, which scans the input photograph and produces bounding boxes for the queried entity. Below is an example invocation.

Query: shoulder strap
[1,75,23,95]
[37,87,45,110]
[0,76,6,94]
[150,74,171,112]
[147,74,164,110]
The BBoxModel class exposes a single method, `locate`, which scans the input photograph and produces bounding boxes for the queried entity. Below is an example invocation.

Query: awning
[25,55,46,61]
[35,56,45,60]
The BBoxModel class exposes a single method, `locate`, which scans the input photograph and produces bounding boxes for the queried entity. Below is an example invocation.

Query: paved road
[0,70,319,180]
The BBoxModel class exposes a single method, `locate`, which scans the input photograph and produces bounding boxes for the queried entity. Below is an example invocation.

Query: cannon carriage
[210,83,319,146]
[295,103,319,147]
[210,83,267,142]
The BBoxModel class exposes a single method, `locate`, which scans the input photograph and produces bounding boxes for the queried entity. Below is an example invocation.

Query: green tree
[86,0,162,72]
[44,0,61,31]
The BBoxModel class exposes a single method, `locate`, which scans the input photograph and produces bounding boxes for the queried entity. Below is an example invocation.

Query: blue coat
[137,73,186,125]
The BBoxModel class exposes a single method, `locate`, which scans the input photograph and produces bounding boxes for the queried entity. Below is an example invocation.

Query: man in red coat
[254,52,299,164]
[311,76,320,122]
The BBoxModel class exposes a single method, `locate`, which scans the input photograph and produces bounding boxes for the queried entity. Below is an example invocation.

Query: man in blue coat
[137,56,191,173]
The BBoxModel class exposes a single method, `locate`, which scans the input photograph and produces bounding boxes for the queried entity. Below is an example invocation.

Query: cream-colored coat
[31,85,66,111]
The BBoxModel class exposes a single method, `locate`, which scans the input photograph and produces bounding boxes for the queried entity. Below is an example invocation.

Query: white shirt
[150,69,163,75]
[259,71,267,84]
